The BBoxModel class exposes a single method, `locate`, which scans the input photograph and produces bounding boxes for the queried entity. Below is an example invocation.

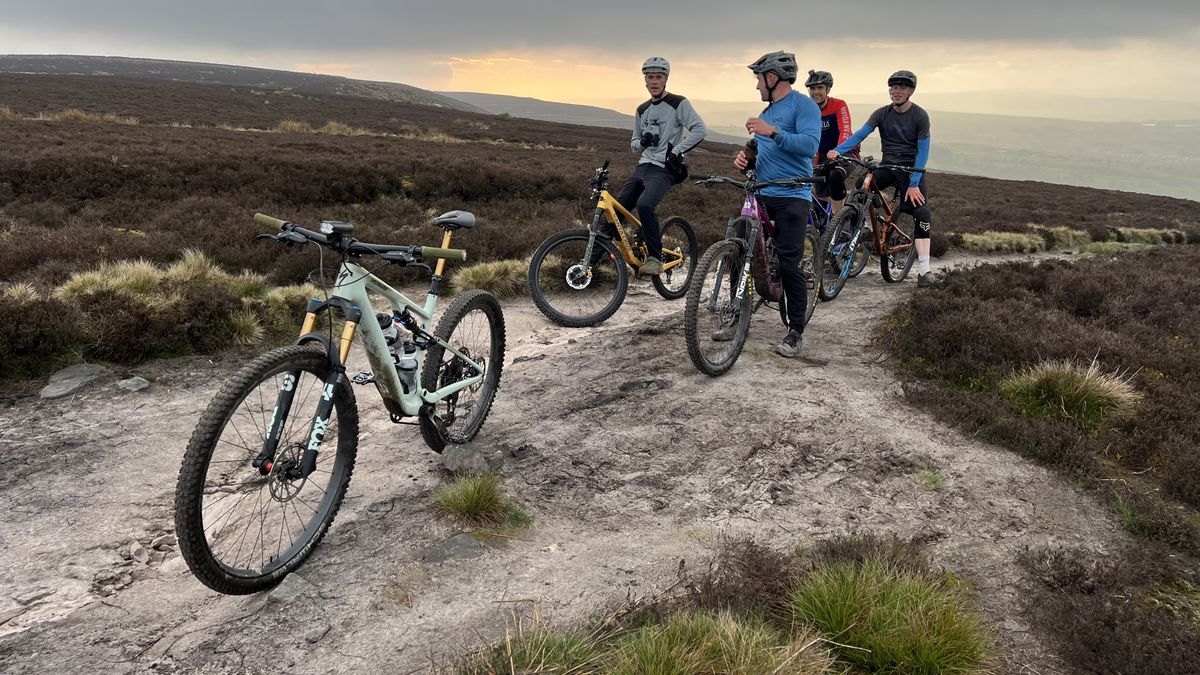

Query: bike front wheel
[801,224,822,325]
[651,215,698,300]
[820,205,862,301]
[175,346,358,594]
[684,240,752,376]
[881,213,918,282]
[420,289,506,453]
[528,228,628,327]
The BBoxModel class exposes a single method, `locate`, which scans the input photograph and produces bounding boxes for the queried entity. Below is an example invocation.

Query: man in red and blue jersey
[805,69,854,213]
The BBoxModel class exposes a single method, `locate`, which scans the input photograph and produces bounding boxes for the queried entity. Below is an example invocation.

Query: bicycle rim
[684,240,752,376]
[651,216,698,300]
[176,347,357,593]
[420,289,506,452]
[528,229,627,327]
[881,213,918,282]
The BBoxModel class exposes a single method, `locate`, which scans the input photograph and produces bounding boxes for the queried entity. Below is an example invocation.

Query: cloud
[3,1,1198,54]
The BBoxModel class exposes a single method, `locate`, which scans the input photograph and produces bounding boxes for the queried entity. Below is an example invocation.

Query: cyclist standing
[616,56,707,275]
[730,51,821,358]
[827,70,935,287]
[805,69,854,213]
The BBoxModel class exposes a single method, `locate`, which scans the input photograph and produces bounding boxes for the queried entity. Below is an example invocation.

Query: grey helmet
[887,70,918,88]
[748,51,798,83]
[642,57,670,76]
[805,69,834,89]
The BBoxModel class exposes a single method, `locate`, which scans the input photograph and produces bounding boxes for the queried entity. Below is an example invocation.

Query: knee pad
[915,220,931,240]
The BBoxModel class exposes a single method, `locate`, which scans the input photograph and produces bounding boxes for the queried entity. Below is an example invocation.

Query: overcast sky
[3,2,1199,109]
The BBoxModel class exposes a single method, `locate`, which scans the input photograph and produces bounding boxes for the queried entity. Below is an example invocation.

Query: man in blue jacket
[729,51,821,357]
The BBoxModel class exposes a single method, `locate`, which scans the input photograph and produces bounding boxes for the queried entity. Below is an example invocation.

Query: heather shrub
[0,291,84,378]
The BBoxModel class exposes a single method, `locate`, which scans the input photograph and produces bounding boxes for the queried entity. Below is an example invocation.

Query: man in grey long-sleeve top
[615,56,707,275]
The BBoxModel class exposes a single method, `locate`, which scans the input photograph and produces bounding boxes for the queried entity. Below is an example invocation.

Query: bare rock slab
[117,377,151,392]
[440,442,504,476]
[39,364,109,399]
[422,534,483,563]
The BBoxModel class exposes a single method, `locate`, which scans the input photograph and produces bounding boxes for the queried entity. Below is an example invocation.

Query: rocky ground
[0,252,1126,674]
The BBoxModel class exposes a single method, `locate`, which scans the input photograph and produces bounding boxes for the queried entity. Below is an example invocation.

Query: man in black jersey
[829,70,936,287]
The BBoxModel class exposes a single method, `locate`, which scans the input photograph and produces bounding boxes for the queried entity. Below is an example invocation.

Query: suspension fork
[580,206,608,267]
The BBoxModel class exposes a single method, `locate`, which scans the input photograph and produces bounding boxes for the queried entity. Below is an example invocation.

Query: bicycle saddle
[431,210,476,230]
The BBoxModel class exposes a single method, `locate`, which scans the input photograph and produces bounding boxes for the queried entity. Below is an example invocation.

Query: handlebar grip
[601,160,610,170]
[254,213,287,229]
[418,246,467,262]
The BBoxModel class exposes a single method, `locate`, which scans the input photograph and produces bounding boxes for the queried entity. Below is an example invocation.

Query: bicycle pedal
[351,371,375,385]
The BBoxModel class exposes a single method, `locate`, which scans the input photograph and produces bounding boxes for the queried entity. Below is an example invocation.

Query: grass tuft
[1079,240,1134,255]
[449,259,528,298]
[960,231,1045,254]
[274,119,313,134]
[229,307,265,346]
[613,609,832,675]
[0,105,19,121]
[788,557,991,674]
[998,357,1142,431]
[434,474,520,527]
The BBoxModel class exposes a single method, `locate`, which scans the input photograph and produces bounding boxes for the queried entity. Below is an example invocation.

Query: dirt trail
[0,252,1124,674]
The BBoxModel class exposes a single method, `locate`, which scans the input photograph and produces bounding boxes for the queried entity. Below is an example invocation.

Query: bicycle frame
[857,171,912,257]
[260,235,486,479]
[587,190,687,273]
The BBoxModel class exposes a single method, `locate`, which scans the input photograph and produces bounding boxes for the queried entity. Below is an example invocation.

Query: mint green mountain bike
[175,211,505,594]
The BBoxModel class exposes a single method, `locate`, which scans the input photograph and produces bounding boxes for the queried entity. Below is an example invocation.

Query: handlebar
[254,213,467,262]
[831,155,925,174]
[692,174,825,191]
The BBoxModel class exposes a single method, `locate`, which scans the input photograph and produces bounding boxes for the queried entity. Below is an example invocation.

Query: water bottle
[377,312,399,346]
[396,341,419,395]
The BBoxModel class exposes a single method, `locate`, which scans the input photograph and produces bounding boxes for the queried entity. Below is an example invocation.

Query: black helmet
[887,70,917,88]
[748,51,798,84]
[805,69,833,89]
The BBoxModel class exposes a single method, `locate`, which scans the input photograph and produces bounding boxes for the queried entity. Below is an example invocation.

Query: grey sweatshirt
[630,93,707,166]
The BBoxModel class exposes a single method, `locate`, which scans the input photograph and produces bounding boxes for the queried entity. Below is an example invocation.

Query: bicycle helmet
[887,70,917,88]
[805,69,833,89]
[748,51,798,83]
[642,57,670,77]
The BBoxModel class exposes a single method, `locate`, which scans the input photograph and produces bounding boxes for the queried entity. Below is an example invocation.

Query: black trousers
[867,168,932,238]
[760,196,812,332]
[614,163,673,259]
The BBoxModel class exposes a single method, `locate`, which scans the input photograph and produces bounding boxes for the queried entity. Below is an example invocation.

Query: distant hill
[442,91,747,146]
[0,54,487,113]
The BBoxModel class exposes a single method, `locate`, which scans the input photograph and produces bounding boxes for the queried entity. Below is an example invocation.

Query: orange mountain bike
[820,155,927,298]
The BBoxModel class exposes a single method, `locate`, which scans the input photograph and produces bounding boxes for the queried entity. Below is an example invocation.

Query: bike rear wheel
[528,229,628,327]
[651,215,698,300]
[684,240,752,376]
[175,346,358,594]
[881,212,918,282]
[420,289,506,453]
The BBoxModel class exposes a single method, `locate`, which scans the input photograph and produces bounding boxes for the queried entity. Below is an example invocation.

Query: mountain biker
[805,69,854,213]
[727,51,821,358]
[827,69,935,287]
[615,56,707,275]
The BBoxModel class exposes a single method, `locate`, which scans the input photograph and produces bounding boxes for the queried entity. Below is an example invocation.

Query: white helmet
[642,57,670,76]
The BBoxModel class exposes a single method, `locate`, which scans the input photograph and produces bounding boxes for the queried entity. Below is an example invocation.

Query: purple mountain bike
[683,172,824,376]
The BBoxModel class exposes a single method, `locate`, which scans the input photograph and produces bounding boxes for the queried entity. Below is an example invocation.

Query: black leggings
[760,196,812,331]
[865,168,932,239]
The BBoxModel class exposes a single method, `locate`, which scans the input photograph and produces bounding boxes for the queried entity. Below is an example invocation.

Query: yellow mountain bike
[527,160,697,327]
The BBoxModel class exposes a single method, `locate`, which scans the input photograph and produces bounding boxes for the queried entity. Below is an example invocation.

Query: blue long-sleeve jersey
[754,91,821,199]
